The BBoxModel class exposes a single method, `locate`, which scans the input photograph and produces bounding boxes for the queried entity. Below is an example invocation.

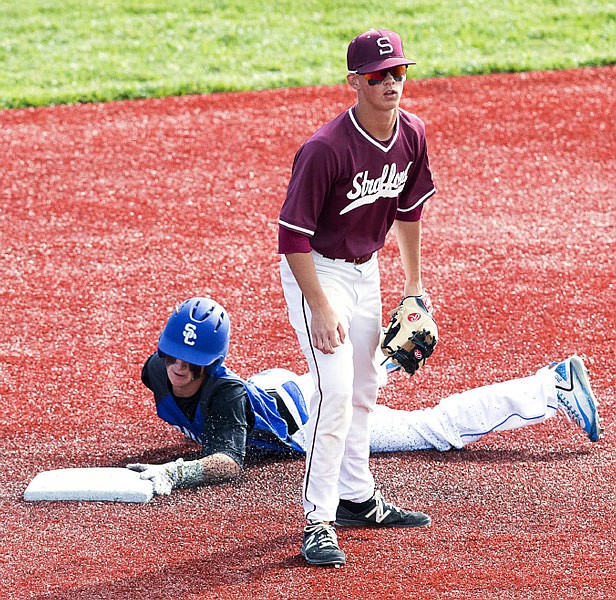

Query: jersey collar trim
[348,107,399,152]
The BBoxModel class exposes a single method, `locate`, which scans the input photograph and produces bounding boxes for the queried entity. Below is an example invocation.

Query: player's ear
[347,73,361,90]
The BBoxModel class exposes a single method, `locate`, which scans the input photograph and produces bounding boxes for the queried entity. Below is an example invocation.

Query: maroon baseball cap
[347,29,415,74]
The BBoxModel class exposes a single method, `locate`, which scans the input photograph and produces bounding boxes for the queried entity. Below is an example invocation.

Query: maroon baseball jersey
[278,107,436,260]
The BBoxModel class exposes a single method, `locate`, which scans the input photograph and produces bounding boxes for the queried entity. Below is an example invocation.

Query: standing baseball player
[278,28,438,566]
[128,297,602,501]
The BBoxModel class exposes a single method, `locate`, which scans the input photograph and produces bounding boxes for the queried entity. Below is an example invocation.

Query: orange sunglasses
[362,65,407,85]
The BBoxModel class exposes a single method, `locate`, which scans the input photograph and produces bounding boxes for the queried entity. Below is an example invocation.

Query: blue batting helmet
[158,297,230,372]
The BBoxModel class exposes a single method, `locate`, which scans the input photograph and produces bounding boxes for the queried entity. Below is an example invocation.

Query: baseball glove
[381,295,438,376]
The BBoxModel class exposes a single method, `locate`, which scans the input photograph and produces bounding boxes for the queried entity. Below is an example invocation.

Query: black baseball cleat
[301,521,346,567]
[335,490,431,528]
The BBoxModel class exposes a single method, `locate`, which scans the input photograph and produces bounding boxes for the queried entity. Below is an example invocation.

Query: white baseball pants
[368,365,558,452]
[251,364,558,455]
[280,251,382,522]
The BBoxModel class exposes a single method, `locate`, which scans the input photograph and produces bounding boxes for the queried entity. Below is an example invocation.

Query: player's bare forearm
[393,219,423,296]
[285,252,329,311]
[285,252,345,353]
[196,453,242,484]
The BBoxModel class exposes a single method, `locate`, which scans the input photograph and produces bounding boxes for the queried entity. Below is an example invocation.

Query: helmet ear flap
[204,357,223,376]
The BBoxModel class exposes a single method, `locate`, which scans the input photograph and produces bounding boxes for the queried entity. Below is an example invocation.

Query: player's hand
[126,459,184,495]
[310,306,346,354]
[403,287,434,315]
[417,290,434,315]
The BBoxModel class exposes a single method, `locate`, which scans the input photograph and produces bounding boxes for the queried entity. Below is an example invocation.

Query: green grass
[0,0,614,108]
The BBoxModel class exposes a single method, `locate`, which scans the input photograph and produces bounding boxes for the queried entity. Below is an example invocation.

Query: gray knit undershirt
[177,459,206,487]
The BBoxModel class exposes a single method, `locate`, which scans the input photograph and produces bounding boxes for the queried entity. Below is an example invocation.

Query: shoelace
[305,523,339,548]
[371,490,401,518]
[556,390,582,427]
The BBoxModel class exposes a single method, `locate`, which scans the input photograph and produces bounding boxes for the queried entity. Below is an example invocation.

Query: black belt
[322,252,374,265]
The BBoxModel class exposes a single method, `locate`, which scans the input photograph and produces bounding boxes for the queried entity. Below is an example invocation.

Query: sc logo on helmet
[182,323,198,345]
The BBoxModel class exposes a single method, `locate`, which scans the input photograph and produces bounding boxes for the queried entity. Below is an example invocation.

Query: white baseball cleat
[552,355,603,442]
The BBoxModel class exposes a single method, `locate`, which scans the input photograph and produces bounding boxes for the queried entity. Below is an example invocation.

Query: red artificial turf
[0,66,614,599]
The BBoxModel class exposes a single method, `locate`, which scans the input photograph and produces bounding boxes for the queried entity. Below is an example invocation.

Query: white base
[24,467,154,503]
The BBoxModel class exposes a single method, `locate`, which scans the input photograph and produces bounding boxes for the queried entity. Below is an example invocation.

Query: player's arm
[181,452,243,486]
[126,454,241,496]
[393,219,423,296]
[285,251,346,354]
[127,382,249,495]
[278,140,344,354]
[195,452,241,482]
